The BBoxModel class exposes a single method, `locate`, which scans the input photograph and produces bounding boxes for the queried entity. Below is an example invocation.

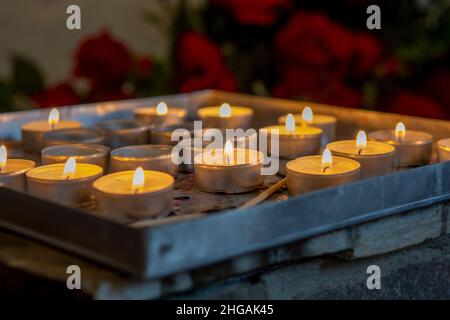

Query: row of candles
[1,102,449,219]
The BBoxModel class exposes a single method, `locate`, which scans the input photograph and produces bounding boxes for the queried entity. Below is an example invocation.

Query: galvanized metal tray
[0,90,449,279]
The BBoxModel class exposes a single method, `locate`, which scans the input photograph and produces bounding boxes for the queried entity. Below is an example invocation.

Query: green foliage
[11,55,44,96]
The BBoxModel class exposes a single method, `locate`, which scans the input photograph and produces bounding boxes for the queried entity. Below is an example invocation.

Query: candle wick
[323,167,329,173]
[65,176,70,181]
[134,189,139,195]
[358,149,363,155]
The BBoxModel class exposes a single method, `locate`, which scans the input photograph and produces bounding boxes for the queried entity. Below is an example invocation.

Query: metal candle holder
[43,128,105,147]
[41,144,110,170]
[96,119,150,149]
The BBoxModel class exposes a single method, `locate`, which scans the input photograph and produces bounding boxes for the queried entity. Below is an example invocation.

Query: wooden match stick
[240,178,287,209]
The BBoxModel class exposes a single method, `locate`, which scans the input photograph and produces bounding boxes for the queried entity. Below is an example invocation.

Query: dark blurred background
[0,0,449,119]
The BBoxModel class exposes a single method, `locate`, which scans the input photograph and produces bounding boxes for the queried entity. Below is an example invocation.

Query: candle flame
[219,103,232,118]
[0,145,7,170]
[63,157,76,179]
[301,106,313,124]
[224,140,233,164]
[156,102,168,116]
[356,130,367,152]
[395,122,406,141]
[132,167,145,193]
[285,113,296,132]
[321,148,332,172]
[48,108,60,127]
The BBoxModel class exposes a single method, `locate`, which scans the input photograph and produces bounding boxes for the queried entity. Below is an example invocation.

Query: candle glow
[0,145,7,171]
[356,130,367,153]
[301,107,313,124]
[395,122,406,141]
[219,103,232,118]
[285,113,296,132]
[132,167,145,193]
[224,140,233,165]
[63,157,76,179]
[48,108,60,128]
[156,102,168,116]
[321,148,333,172]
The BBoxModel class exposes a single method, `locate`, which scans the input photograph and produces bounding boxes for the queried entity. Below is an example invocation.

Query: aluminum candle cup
[21,109,81,153]
[194,147,264,194]
[260,125,322,159]
[26,161,103,207]
[0,146,36,192]
[96,119,150,149]
[134,102,187,126]
[286,155,360,195]
[202,128,258,150]
[93,169,174,219]
[368,127,433,167]
[278,113,337,146]
[43,128,105,147]
[110,144,178,176]
[41,144,110,170]
[438,138,450,163]
[327,139,395,179]
[197,103,253,129]
[151,123,195,146]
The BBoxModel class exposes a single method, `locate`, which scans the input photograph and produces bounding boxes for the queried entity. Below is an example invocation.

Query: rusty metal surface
[0,90,449,279]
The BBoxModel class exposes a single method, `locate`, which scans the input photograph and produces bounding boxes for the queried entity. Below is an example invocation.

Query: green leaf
[11,55,44,96]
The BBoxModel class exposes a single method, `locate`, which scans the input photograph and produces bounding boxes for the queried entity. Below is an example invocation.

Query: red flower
[386,92,447,120]
[275,12,354,71]
[32,82,81,108]
[272,66,362,108]
[135,55,153,77]
[352,32,383,77]
[73,30,132,89]
[422,70,450,114]
[211,0,292,26]
[175,31,237,93]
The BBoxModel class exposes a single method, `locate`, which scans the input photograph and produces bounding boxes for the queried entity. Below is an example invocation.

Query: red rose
[73,30,132,89]
[352,32,383,77]
[272,66,362,108]
[376,56,404,78]
[175,31,237,92]
[211,0,292,26]
[386,91,447,119]
[275,12,354,71]
[32,82,81,108]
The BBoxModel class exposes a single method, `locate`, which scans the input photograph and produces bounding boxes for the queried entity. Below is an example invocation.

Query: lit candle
[96,119,150,149]
[41,144,110,170]
[438,138,450,163]
[368,122,433,167]
[194,141,264,193]
[261,113,322,159]
[198,103,254,129]
[0,145,36,192]
[93,167,174,219]
[286,148,360,194]
[110,145,178,176]
[134,102,187,126]
[43,128,105,147]
[21,108,82,153]
[327,131,395,178]
[279,106,337,146]
[26,157,103,206]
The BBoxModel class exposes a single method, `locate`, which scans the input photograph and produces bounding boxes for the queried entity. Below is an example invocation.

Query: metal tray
[0,90,449,279]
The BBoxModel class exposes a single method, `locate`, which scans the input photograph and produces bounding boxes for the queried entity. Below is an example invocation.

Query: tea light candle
[194,141,264,193]
[93,167,174,219]
[368,122,433,167]
[41,144,110,170]
[198,103,253,129]
[151,122,195,146]
[327,131,395,178]
[134,102,187,126]
[279,106,337,146]
[286,148,360,195]
[110,145,178,176]
[96,119,150,149]
[261,114,322,159]
[26,157,103,206]
[21,108,82,153]
[43,128,105,147]
[0,145,36,192]
[438,138,450,163]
